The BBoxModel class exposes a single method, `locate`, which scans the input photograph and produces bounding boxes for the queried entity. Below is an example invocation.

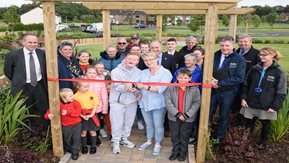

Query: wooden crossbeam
[36,0,240,2]
[83,2,237,10]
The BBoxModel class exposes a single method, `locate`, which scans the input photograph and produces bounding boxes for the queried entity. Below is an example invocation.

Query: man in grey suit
[4,33,49,131]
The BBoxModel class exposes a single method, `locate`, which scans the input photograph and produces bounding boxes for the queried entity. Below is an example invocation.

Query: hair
[193,46,205,55]
[85,65,97,74]
[59,88,73,100]
[167,38,177,43]
[95,61,104,66]
[117,37,127,43]
[219,35,234,44]
[23,32,37,40]
[150,40,162,46]
[106,44,117,51]
[127,52,141,57]
[58,41,73,51]
[141,41,150,46]
[260,47,282,61]
[141,51,158,60]
[186,36,197,42]
[184,53,197,61]
[177,68,192,78]
[238,34,252,42]
[78,50,91,57]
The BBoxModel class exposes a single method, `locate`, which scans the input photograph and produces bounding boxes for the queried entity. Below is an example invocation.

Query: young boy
[44,88,82,160]
[165,68,201,161]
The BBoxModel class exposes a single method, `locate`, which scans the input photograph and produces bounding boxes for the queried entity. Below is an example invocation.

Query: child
[78,50,94,72]
[109,52,141,154]
[74,81,100,154]
[165,68,201,161]
[44,88,82,160]
[85,65,108,141]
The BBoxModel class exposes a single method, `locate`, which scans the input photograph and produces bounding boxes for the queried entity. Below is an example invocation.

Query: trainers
[120,139,135,148]
[100,129,108,138]
[112,142,121,154]
[152,146,161,156]
[137,121,144,130]
[138,142,152,151]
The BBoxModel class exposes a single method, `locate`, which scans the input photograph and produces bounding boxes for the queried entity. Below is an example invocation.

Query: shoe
[96,137,102,146]
[120,139,135,148]
[112,142,121,154]
[189,137,197,145]
[256,143,267,150]
[81,146,88,154]
[100,129,108,138]
[169,152,179,160]
[164,131,171,137]
[71,153,79,160]
[90,146,97,154]
[137,121,144,130]
[152,146,161,156]
[138,142,152,151]
[178,154,186,161]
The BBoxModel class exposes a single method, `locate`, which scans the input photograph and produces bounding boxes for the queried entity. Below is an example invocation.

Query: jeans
[136,105,143,121]
[141,107,166,144]
[209,90,236,140]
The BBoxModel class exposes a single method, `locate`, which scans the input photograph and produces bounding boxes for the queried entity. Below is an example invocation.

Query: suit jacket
[161,52,176,74]
[236,46,260,74]
[4,48,48,95]
[164,51,184,69]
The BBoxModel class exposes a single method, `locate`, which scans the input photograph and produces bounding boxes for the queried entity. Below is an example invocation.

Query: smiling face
[117,38,128,51]
[177,73,191,83]
[125,54,139,68]
[220,40,234,56]
[184,56,197,69]
[259,51,274,63]
[60,45,73,59]
[167,41,176,51]
[143,55,158,69]
[95,63,105,75]
[106,47,117,58]
[23,35,38,51]
[85,68,97,79]
[186,39,197,50]
[79,52,90,64]
[238,37,252,52]
[141,44,150,53]
[193,50,204,61]
[150,41,162,54]
[77,82,90,93]
[130,46,141,56]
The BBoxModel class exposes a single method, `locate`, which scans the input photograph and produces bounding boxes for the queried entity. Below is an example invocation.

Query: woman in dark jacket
[240,47,287,149]
[58,41,83,89]
[98,45,122,72]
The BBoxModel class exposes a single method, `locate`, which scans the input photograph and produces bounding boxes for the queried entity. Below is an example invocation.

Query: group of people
[4,32,287,161]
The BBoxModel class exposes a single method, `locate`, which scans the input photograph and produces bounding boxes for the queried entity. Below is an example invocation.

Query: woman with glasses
[136,52,172,156]
[99,45,123,72]
[240,47,287,150]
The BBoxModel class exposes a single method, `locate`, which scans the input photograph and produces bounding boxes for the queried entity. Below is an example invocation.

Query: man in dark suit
[4,33,49,130]
[163,38,183,69]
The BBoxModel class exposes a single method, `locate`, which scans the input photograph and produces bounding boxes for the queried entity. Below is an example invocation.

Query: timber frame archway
[37,0,242,162]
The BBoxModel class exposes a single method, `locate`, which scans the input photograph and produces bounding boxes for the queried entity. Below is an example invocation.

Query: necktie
[240,50,245,56]
[29,52,38,87]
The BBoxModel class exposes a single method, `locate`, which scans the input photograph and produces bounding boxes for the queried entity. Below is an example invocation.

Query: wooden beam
[36,0,240,3]
[196,3,218,163]
[42,1,63,158]
[156,15,162,41]
[102,10,111,49]
[144,8,254,15]
[229,14,237,40]
[245,14,250,33]
[83,2,236,10]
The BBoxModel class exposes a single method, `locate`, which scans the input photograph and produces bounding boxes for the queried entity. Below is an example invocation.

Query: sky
[1,0,289,7]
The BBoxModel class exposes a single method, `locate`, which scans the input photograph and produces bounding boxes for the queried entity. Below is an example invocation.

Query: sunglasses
[118,42,127,45]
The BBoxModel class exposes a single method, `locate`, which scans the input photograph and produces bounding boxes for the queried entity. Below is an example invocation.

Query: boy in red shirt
[44,88,82,160]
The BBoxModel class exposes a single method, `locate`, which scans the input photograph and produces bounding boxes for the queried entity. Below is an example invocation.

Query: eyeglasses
[118,42,127,45]
[143,58,157,62]
[259,53,268,57]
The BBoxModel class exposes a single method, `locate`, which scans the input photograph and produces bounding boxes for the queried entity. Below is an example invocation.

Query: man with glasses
[116,37,129,58]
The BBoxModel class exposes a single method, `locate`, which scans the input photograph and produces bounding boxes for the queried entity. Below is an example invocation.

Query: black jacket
[236,46,260,74]
[164,51,183,69]
[241,61,287,111]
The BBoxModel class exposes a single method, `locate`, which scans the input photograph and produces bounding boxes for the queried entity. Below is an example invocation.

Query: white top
[23,48,42,83]
[218,53,226,69]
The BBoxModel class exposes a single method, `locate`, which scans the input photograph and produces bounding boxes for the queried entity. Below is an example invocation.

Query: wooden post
[229,14,237,40]
[245,14,250,34]
[102,10,111,49]
[196,3,218,163]
[156,15,162,41]
[42,1,63,157]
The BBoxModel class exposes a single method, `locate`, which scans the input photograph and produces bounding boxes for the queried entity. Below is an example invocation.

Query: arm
[165,87,180,117]
[111,69,127,93]
[4,52,14,80]
[66,101,82,117]
[100,83,109,114]
[183,88,201,119]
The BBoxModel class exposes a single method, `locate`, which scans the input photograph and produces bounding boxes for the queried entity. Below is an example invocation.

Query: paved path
[68,125,190,163]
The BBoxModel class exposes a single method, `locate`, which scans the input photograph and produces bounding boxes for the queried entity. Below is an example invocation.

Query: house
[20,7,62,25]
[278,13,289,23]
[110,10,147,25]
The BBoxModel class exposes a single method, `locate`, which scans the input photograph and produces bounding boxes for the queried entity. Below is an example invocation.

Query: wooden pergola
[38,0,242,162]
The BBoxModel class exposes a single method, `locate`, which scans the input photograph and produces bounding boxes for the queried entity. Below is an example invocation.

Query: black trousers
[62,123,82,154]
[23,81,49,130]
[245,117,271,144]
[169,119,193,155]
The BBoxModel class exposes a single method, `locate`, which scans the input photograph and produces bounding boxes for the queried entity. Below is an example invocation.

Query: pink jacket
[87,76,108,114]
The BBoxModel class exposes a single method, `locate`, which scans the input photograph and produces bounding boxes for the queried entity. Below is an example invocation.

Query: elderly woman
[99,45,122,72]
[58,41,83,89]
[172,53,202,84]
[136,52,172,156]
[240,47,287,149]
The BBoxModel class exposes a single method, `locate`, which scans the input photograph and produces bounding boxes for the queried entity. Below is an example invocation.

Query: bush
[252,38,264,44]
[269,93,289,141]
[264,40,271,44]
[9,23,44,31]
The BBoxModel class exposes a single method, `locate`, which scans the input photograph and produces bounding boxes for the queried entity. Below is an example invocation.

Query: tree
[125,10,134,25]
[55,2,91,21]
[251,15,261,28]
[3,6,20,24]
[221,15,230,27]
[19,2,40,15]
[187,15,205,32]
[176,17,182,26]
[80,15,96,23]
[265,11,278,29]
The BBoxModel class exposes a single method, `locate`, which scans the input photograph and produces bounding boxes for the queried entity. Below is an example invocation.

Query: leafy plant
[0,90,35,144]
[269,93,289,141]
[205,131,216,160]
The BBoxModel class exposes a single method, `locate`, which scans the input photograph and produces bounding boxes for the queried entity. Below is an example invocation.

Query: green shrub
[264,40,271,44]
[252,38,264,44]
[9,23,44,31]
[269,93,289,141]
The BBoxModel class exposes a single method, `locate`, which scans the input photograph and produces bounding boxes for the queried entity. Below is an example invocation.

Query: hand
[135,92,142,101]
[136,83,145,89]
[61,109,67,115]
[241,99,248,107]
[48,114,54,120]
[211,79,219,89]
[83,116,89,121]
[267,108,276,113]
[124,83,135,92]
[179,115,185,121]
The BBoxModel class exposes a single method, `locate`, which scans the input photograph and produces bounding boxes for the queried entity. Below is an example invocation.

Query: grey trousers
[110,102,137,143]
[62,123,82,155]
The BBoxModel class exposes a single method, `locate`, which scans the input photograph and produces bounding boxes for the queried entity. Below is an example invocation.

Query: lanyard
[257,68,265,88]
